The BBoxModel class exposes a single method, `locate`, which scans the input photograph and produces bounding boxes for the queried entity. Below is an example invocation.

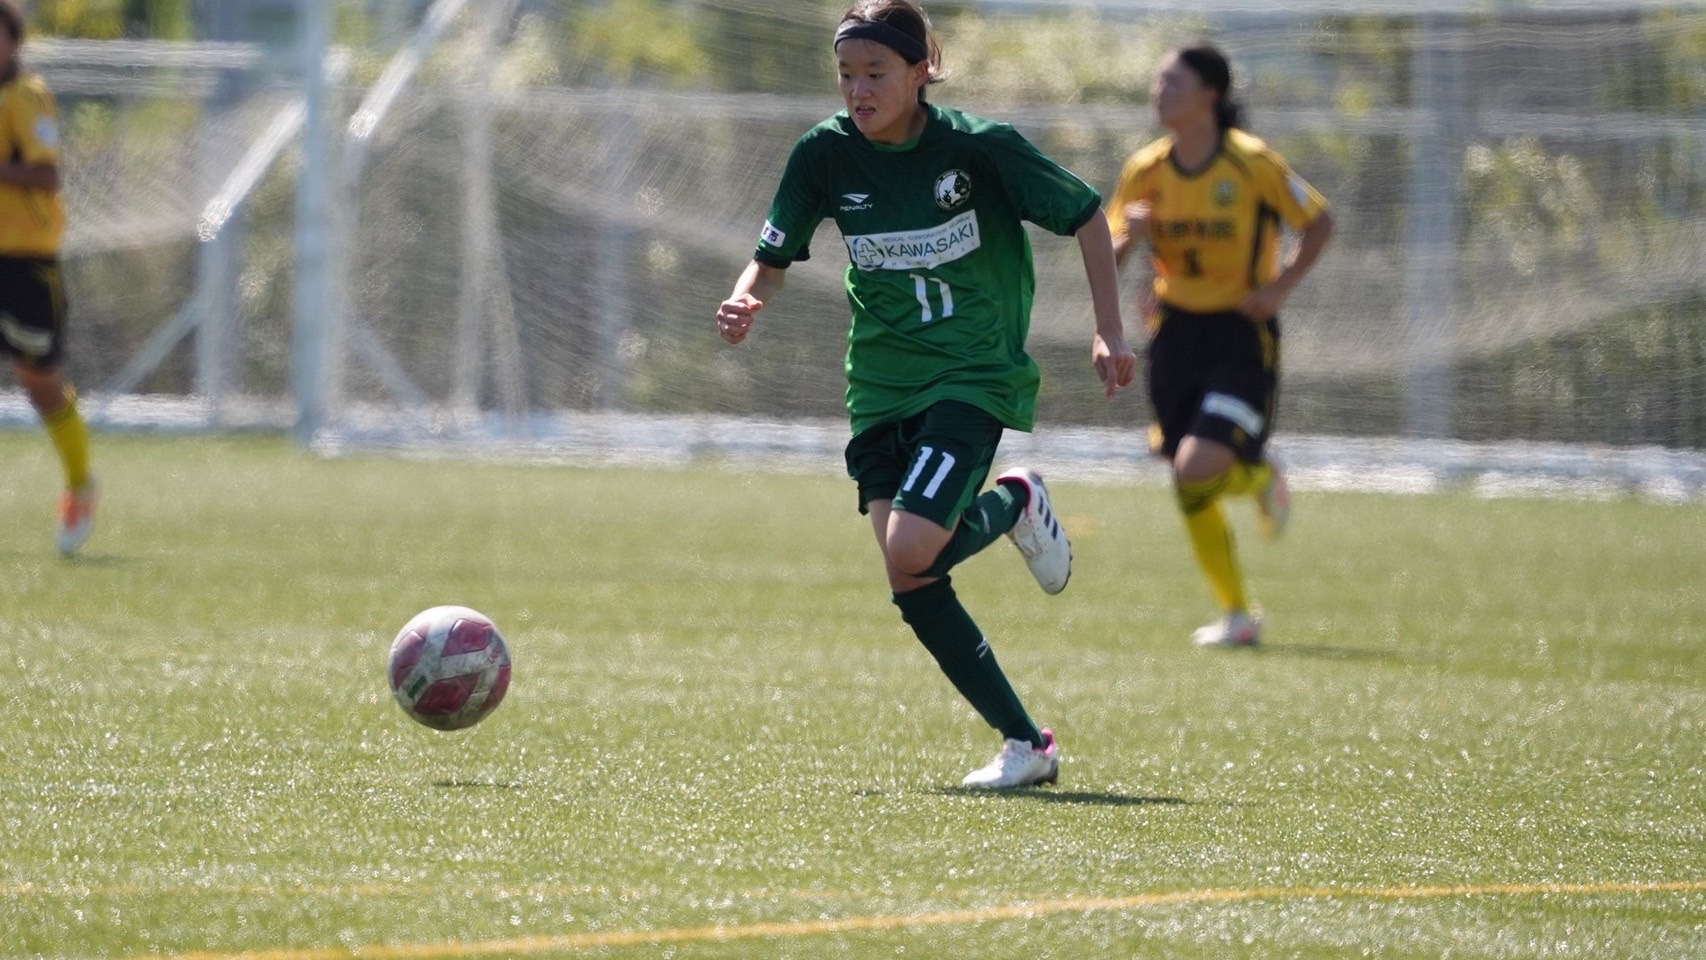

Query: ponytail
[1177,44,1243,131]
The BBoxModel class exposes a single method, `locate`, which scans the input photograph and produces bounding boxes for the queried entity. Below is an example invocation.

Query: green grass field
[2,433,1702,959]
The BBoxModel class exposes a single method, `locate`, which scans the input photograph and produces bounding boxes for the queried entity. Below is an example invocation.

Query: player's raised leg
[996,467,1072,594]
[1253,447,1289,541]
[860,404,1060,788]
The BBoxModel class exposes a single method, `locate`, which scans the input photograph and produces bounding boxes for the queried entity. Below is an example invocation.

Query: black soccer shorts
[0,257,69,369]
[1145,304,1279,464]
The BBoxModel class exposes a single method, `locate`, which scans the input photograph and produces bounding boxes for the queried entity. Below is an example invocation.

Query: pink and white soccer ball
[387,605,512,730]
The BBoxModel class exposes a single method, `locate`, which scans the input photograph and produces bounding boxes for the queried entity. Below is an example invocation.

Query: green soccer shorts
[843,399,1004,529]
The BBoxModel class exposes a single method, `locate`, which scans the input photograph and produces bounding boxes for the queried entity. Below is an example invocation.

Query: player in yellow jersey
[1107,44,1333,647]
[0,0,96,555]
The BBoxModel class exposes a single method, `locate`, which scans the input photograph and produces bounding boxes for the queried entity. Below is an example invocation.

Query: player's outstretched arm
[1075,208,1137,397]
[716,260,786,345]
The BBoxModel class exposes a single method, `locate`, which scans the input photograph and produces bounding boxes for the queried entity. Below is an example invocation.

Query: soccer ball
[387,605,512,730]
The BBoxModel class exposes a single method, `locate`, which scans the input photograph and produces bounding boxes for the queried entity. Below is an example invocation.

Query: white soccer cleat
[1255,449,1291,542]
[1192,611,1262,648]
[57,478,98,556]
[997,468,1071,594]
[961,728,1059,789]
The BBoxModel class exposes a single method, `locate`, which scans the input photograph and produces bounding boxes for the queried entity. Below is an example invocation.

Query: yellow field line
[107,879,1706,960]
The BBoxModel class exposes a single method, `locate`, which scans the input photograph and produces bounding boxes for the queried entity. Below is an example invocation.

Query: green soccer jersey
[753,104,1101,435]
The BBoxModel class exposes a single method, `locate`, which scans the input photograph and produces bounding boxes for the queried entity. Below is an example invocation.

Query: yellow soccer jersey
[0,71,66,257]
[1108,128,1326,314]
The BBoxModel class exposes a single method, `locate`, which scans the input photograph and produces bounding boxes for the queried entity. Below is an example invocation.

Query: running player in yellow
[0,0,95,555]
[716,0,1135,787]
[1108,44,1333,647]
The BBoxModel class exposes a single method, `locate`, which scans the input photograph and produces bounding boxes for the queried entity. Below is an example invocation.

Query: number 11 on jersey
[911,274,955,324]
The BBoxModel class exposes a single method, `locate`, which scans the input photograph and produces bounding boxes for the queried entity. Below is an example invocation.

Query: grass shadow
[56,551,143,568]
[432,779,521,789]
[1260,643,1408,665]
[928,787,1186,807]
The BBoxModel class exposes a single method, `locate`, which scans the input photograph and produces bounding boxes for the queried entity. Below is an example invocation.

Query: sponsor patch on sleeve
[760,220,786,248]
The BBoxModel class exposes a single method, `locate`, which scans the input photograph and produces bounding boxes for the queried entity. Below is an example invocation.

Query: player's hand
[1122,200,1153,233]
[1239,285,1285,322]
[716,294,761,345]
[1093,330,1137,399]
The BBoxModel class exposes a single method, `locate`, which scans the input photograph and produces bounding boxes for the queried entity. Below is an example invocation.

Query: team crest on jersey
[934,169,972,210]
[1213,180,1238,208]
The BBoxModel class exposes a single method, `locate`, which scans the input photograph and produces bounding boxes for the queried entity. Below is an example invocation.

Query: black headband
[834,19,929,64]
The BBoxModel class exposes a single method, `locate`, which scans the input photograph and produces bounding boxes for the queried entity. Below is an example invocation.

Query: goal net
[18,0,1706,494]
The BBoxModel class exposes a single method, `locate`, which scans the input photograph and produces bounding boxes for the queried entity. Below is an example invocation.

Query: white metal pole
[595,117,634,412]
[455,0,525,423]
[292,0,333,444]
[1399,15,1464,440]
[193,221,237,421]
[453,9,494,415]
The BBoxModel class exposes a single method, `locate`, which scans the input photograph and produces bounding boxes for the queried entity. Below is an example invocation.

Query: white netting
[15,1,1706,478]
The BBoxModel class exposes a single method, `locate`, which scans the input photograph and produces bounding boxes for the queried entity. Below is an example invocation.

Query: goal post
[291,0,333,444]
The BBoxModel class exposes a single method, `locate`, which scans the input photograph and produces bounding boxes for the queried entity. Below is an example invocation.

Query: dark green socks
[893,575,1044,748]
[917,480,1028,579]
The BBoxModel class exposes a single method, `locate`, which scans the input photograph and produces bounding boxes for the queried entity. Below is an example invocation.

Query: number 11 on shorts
[903,445,957,500]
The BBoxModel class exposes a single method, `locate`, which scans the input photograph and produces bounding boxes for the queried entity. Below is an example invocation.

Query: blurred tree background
[21,0,1706,448]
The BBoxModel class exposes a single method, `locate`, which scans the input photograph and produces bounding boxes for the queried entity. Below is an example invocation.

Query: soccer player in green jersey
[0,0,97,555]
[715,0,1136,789]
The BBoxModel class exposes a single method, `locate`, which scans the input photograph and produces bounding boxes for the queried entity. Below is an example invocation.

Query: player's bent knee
[1176,472,1236,515]
[885,537,941,578]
